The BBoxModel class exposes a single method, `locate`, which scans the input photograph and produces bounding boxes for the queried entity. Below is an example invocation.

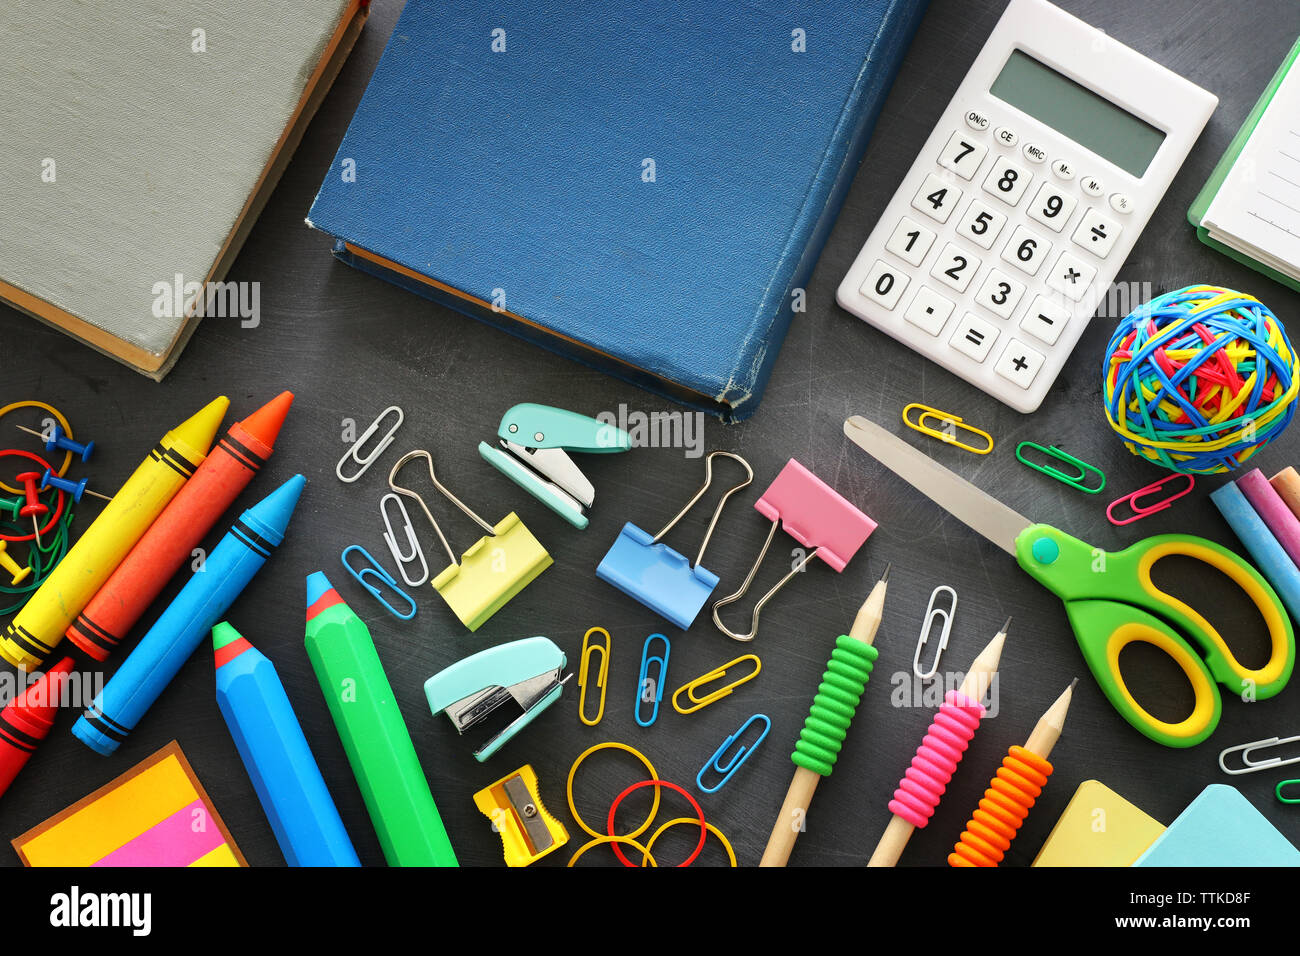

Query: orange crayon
[67,391,293,661]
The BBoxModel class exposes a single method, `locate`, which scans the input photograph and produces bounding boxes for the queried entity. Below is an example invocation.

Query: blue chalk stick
[1210,481,1300,623]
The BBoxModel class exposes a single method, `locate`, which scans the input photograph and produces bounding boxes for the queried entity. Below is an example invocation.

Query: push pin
[0,541,32,586]
[40,469,112,504]
[14,472,47,547]
[0,495,21,522]
[15,423,94,463]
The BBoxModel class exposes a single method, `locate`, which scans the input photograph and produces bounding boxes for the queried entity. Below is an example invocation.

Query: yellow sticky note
[1032,780,1166,867]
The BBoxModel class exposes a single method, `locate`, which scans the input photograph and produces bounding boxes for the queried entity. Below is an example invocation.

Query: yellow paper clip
[473,764,569,867]
[672,654,761,714]
[902,403,994,455]
[578,627,610,726]
[389,450,552,631]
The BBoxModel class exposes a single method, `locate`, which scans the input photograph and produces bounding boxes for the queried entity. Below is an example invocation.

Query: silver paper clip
[1218,735,1300,775]
[341,545,417,620]
[380,492,429,587]
[336,406,404,483]
[913,585,957,680]
[696,714,770,793]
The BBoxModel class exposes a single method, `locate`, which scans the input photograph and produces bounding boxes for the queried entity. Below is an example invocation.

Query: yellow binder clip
[473,764,569,867]
[672,654,761,715]
[578,626,610,726]
[902,403,994,455]
[389,450,552,631]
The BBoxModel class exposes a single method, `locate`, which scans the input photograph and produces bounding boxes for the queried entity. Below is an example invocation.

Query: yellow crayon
[0,397,227,670]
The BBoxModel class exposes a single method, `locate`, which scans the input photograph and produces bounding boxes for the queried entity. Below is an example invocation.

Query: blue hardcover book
[307,0,928,420]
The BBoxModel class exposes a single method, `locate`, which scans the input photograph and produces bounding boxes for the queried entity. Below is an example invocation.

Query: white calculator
[837,0,1217,412]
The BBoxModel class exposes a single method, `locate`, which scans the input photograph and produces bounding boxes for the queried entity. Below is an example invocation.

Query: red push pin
[15,471,47,547]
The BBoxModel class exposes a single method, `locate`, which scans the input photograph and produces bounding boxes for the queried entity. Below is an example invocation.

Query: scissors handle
[1063,599,1222,747]
[1018,526,1295,700]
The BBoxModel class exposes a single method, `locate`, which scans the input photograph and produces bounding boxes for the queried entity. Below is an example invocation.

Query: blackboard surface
[3,0,1299,869]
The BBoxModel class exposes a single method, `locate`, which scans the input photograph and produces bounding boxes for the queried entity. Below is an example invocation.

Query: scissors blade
[844,415,1032,556]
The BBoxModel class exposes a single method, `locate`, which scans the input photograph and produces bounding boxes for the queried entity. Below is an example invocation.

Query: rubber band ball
[1102,285,1300,474]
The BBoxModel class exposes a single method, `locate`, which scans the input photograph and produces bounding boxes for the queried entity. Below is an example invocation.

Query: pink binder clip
[712,459,877,642]
[1106,473,1196,526]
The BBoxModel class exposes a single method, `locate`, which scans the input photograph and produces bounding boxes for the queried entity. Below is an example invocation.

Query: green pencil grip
[306,599,458,867]
[790,635,878,777]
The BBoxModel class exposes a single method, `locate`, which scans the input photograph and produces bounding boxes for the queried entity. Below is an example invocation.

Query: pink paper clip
[712,459,877,642]
[1106,473,1196,526]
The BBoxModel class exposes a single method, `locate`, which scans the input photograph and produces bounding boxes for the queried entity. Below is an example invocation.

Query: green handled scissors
[845,416,1294,748]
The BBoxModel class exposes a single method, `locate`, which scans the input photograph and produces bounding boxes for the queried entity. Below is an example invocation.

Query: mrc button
[1023,143,1048,163]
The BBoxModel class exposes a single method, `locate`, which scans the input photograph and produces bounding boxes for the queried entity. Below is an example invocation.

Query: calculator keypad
[954,199,1007,250]
[841,102,1140,412]
[982,158,1032,206]
[912,173,962,223]
[885,217,936,266]
[931,243,981,293]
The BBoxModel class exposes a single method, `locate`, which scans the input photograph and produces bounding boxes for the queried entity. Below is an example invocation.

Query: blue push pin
[41,469,113,503]
[16,423,94,462]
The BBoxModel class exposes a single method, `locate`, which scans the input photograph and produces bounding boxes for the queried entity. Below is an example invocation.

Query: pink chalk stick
[1237,469,1300,569]
[91,798,226,867]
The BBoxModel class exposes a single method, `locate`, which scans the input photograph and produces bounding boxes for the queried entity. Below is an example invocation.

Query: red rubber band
[0,450,65,542]
[607,779,706,868]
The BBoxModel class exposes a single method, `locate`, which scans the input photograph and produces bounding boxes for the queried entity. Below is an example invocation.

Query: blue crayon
[213,621,359,867]
[1211,480,1300,622]
[72,474,306,756]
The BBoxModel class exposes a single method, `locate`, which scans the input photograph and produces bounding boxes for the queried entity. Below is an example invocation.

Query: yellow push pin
[0,541,33,586]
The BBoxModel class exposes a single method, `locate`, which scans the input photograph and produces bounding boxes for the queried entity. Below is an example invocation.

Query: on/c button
[966,109,991,131]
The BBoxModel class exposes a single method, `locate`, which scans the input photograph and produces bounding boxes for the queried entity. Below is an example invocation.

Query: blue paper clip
[696,714,770,793]
[341,545,417,620]
[597,451,753,629]
[635,633,670,727]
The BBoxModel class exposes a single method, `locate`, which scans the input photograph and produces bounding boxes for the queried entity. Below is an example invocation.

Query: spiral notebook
[1190,36,1300,293]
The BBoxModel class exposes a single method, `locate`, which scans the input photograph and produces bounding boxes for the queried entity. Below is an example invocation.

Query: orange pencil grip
[948,745,1052,867]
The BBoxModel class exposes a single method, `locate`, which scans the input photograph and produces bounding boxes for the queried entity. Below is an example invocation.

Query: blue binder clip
[341,545,417,620]
[597,451,753,629]
[696,714,770,793]
[635,633,670,727]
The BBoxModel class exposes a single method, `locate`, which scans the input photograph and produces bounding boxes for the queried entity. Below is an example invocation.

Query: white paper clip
[913,585,957,680]
[380,491,429,587]
[1218,735,1300,775]
[336,406,404,483]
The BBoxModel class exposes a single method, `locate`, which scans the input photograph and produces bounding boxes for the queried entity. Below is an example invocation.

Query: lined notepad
[1191,36,1300,291]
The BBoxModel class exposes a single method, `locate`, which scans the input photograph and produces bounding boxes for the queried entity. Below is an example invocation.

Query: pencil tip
[880,563,892,583]
[1001,616,1013,635]
[1069,677,1078,691]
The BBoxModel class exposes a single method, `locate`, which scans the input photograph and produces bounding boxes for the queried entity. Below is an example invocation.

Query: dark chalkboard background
[3,0,1299,868]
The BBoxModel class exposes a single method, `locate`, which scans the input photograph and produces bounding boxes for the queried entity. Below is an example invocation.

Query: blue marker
[213,621,359,867]
[72,474,305,756]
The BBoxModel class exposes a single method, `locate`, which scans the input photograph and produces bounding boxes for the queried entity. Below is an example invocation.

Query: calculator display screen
[989,50,1165,177]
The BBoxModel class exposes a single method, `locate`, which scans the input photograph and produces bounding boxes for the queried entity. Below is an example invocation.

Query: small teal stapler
[424,636,570,762]
[479,403,631,529]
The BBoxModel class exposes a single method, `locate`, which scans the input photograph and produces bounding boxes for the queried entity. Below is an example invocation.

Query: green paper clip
[1278,779,1300,804]
[1015,442,1106,494]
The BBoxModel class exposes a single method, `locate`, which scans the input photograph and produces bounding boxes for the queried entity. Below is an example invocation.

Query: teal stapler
[425,636,570,762]
[478,403,631,529]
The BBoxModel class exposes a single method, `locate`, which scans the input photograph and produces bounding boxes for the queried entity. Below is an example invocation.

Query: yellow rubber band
[566,741,660,840]
[568,834,659,867]
[642,817,738,867]
[0,401,74,494]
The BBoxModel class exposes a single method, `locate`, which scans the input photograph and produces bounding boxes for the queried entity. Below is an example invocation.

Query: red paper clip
[1106,474,1196,526]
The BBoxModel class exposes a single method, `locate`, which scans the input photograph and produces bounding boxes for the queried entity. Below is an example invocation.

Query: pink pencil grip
[888,690,985,828]
[1238,469,1300,569]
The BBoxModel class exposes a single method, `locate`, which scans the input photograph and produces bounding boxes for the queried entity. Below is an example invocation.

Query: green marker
[305,571,458,867]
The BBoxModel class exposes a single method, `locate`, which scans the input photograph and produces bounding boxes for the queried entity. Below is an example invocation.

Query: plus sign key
[995,339,1046,389]
[1071,208,1121,258]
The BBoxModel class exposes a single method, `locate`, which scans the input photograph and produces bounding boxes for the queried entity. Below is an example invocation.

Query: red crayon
[66,391,294,661]
[0,657,74,795]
